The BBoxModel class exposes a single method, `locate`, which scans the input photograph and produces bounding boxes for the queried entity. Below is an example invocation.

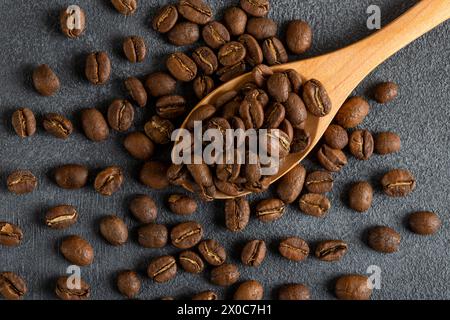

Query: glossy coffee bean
[246,17,277,40]
[187,163,217,201]
[192,47,218,75]
[145,72,177,97]
[7,170,37,194]
[278,237,309,261]
[43,113,73,139]
[0,272,27,300]
[129,195,157,223]
[210,263,240,286]
[217,61,246,82]
[233,280,264,300]
[60,235,94,266]
[138,223,168,248]
[168,22,200,46]
[241,240,266,267]
[305,171,333,194]
[262,37,288,65]
[224,7,247,36]
[123,132,155,160]
[224,197,250,232]
[335,274,372,300]
[198,239,227,266]
[144,115,174,145]
[218,41,247,66]
[45,205,78,229]
[60,5,86,38]
[381,169,416,197]
[285,93,307,128]
[117,271,141,299]
[125,77,147,108]
[374,132,401,155]
[240,0,270,17]
[202,21,230,49]
[252,64,273,87]
[140,161,170,189]
[255,198,285,222]
[156,95,186,119]
[348,181,373,212]
[299,193,331,217]
[276,164,306,204]
[123,36,146,62]
[99,215,128,246]
[0,222,23,247]
[111,0,137,15]
[374,81,398,103]
[240,35,263,64]
[80,108,109,141]
[193,76,215,99]
[170,221,203,249]
[323,124,348,149]
[147,255,177,283]
[408,211,441,235]
[107,99,134,132]
[239,95,264,129]
[317,144,347,172]
[168,194,197,215]
[367,226,401,253]
[291,129,311,153]
[286,20,312,54]
[55,276,90,300]
[152,5,178,33]
[32,64,60,96]
[178,0,212,25]
[314,240,348,262]
[94,166,123,196]
[278,284,310,300]
[54,164,88,189]
[85,52,111,85]
[12,108,36,138]
[267,72,291,102]
[179,251,205,274]
[302,79,332,117]
[335,96,370,128]
[349,129,374,160]
[166,52,197,82]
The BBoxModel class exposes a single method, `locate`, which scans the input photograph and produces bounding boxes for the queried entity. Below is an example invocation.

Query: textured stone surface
[0,0,448,300]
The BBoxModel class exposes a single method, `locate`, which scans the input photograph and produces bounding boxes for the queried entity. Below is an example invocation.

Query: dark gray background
[0,0,449,300]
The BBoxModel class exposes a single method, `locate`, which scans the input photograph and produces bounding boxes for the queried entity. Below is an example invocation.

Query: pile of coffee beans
[0,0,442,301]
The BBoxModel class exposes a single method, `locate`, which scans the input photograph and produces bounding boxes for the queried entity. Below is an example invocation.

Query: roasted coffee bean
[138,223,168,248]
[299,193,331,217]
[171,221,203,249]
[217,61,246,82]
[178,0,212,25]
[145,72,177,97]
[124,77,147,108]
[224,7,248,36]
[99,215,128,246]
[85,52,111,85]
[166,52,197,82]
[245,176,271,194]
[255,198,285,222]
[7,170,37,194]
[80,108,109,141]
[408,211,441,235]
[315,240,348,262]
[267,72,291,103]
[240,0,269,17]
[193,76,215,99]
[285,93,307,128]
[348,181,373,212]
[56,276,90,300]
[45,205,78,229]
[222,100,241,119]
[317,144,347,172]
[43,113,73,139]
[215,178,244,197]
[202,21,230,49]
[230,116,246,131]
[111,0,137,15]
[156,95,186,119]
[302,79,331,117]
[335,96,370,128]
[94,166,123,196]
[276,164,306,204]
[0,222,23,247]
[252,64,273,87]
[262,37,288,65]
[192,47,218,75]
[168,22,200,46]
[241,240,266,267]
[265,129,291,158]
[123,132,155,160]
[291,129,311,153]
[123,36,146,63]
[167,164,197,193]
[349,129,374,160]
[305,171,333,194]
[186,104,216,129]
[117,271,141,299]
[323,124,348,149]
[168,194,197,215]
[218,42,246,66]
[144,115,174,145]
[187,162,216,200]
[279,237,309,261]
[263,103,285,128]
[147,255,177,283]
[60,235,94,266]
[11,108,36,138]
[107,99,134,132]
[60,5,86,38]
[285,69,303,93]
[381,169,416,197]
[286,20,312,54]
[239,95,264,129]
[278,284,310,300]
[192,291,217,300]
[224,197,250,232]
[367,226,401,253]
[233,280,264,300]
[246,17,277,40]
[335,275,372,300]
[374,132,401,155]
[374,81,398,103]
[129,195,157,223]
[32,64,60,96]
[199,239,227,266]
[210,263,240,286]
[152,5,178,33]
[179,251,205,274]
[279,119,294,141]
[0,272,27,300]
[140,161,170,190]
[54,164,88,189]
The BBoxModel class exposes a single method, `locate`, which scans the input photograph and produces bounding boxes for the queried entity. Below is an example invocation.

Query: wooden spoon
[173,0,450,199]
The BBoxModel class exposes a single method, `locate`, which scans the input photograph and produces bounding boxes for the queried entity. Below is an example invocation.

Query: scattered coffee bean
[171,221,203,249]
[348,181,373,212]
[85,52,111,85]
[323,124,348,149]
[123,36,146,63]
[0,272,27,300]
[7,170,37,194]
[94,166,124,196]
[107,99,134,132]
[286,20,312,54]
[45,205,78,229]
[302,79,331,117]
[80,108,109,141]
[241,239,266,267]
[262,37,288,65]
[179,250,205,274]
[193,76,215,99]
[224,197,250,232]
[278,284,310,300]
[145,72,177,97]
[224,7,247,36]
[314,240,348,262]
[168,22,200,46]
[233,280,264,300]
[335,274,372,300]
[60,235,94,266]
[198,239,227,266]
[299,193,331,217]
[156,95,186,119]
[202,21,231,49]
[138,223,168,248]
[123,132,155,160]
[210,263,240,286]
[147,255,177,283]
[117,271,141,299]
[279,237,309,261]
[218,41,247,66]
[374,81,398,103]
[349,129,374,160]
[54,164,89,189]
[240,0,270,17]
[217,61,246,82]
[178,0,212,25]
[367,226,401,253]
[99,215,128,246]
[192,291,217,300]
[166,52,197,82]
[60,5,86,38]
[168,194,197,215]
[192,47,218,75]
[246,17,277,40]
[317,144,347,172]
[144,115,174,145]
[11,108,36,138]
[305,171,333,194]
[32,64,60,96]
[129,195,157,223]
[140,161,170,189]
[374,132,401,155]
[276,164,306,204]
[43,113,73,139]
[152,5,178,33]
[55,276,90,300]
[255,198,285,222]
[111,0,137,15]
[381,169,416,197]
[408,211,441,235]
[0,222,23,247]
[335,96,370,128]
[252,64,273,87]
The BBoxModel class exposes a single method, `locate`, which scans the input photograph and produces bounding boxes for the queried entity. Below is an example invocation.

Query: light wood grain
[174,0,450,199]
